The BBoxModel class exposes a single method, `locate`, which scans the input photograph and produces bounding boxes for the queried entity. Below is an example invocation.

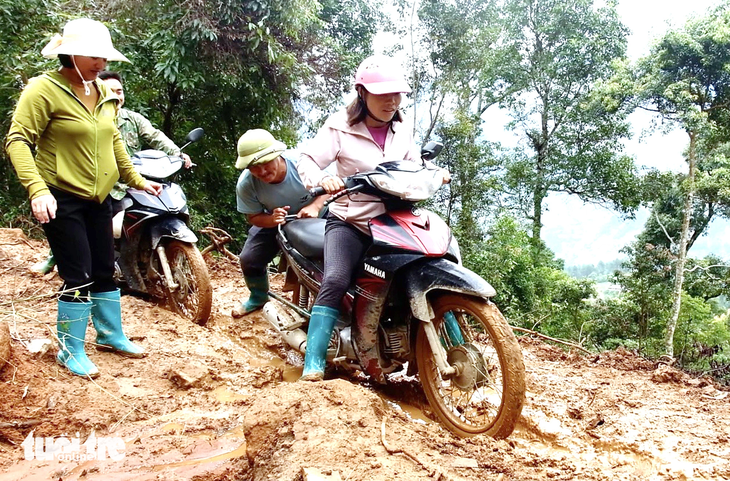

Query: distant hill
[565,259,625,282]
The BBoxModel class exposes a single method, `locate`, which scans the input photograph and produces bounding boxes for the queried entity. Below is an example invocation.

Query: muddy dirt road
[0,228,728,481]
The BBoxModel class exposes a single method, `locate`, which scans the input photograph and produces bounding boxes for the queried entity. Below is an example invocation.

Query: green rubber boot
[56,300,99,378]
[300,305,339,381]
[30,251,56,275]
[231,275,270,318]
[91,289,146,358]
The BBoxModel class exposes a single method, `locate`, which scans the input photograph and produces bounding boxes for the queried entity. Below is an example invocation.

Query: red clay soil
[0,228,728,481]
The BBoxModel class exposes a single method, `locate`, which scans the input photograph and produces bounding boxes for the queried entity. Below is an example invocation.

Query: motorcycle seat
[282,218,325,258]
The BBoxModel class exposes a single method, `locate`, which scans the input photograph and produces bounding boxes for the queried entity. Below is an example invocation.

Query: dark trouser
[314,216,371,310]
[239,225,280,278]
[43,186,116,302]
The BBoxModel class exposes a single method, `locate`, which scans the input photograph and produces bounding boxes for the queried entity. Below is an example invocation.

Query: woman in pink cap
[5,18,162,378]
[297,55,450,381]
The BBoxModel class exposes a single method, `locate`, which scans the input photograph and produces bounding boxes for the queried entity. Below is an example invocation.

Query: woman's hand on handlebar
[440,168,452,184]
[319,175,345,194]
[143,181,163,196]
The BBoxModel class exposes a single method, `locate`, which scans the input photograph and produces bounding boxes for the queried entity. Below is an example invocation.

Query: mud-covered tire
[416,295,525,439]
[164,240,213,325]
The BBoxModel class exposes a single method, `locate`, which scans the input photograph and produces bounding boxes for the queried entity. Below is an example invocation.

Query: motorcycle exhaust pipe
[263,302,357,363]
[263,302,307,354]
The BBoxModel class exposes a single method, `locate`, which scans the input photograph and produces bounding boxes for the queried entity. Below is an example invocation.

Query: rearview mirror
[421,141,443,161]
[186,127,205,144]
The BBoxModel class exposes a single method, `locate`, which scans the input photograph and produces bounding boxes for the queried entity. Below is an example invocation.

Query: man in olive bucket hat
[232,129,327,317]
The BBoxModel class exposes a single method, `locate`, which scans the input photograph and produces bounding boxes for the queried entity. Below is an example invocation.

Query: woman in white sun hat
[296,55,451,381]
[5,18,163,379]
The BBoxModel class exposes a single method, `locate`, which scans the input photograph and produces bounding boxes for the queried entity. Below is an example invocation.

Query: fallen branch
[199,226,238,261]
[511,326,592,355]
[0,420,42,429]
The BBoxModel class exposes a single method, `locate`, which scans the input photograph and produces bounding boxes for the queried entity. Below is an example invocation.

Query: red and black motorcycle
[263,142,525,438]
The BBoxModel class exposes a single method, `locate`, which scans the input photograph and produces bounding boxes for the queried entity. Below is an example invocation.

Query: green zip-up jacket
[5,70,146,203]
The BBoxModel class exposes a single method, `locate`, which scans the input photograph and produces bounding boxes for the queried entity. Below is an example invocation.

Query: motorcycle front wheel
[416,294,525,439]
[162,240,213,325]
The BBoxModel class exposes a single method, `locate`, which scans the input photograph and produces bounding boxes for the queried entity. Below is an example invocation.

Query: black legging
[43,186,116,302]
[314,216,371,309]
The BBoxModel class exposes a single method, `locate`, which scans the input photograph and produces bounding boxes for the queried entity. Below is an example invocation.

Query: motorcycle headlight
[448,235,462,264]
[369,168,443,201]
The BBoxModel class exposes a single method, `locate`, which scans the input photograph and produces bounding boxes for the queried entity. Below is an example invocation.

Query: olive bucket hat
[235,129,287,170]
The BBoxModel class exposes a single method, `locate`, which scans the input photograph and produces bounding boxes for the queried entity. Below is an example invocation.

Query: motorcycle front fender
[403,258,497,321]
[150,217,198,249]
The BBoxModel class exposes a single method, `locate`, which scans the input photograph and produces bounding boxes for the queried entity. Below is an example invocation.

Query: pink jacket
[298,110,419,233]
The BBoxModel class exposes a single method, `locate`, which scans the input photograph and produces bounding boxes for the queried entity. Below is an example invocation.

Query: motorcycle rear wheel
[416,295,525,439]
[163,240,213,325]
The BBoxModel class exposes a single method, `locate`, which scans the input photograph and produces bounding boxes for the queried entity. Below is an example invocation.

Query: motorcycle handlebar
[309,186,327,197]
[302,178,363,207]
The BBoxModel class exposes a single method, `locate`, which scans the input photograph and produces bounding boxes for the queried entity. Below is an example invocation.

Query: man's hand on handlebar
[271,206,291,225]
[182,153,193,169]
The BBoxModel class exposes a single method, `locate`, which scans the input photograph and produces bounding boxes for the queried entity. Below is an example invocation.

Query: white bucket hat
[41,18,130,62]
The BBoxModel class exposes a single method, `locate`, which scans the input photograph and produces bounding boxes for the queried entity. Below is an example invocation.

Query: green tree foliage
[424,112,502,258]
[413,0,507,252]
[469,215,597,346]
[632,4,730,356]
[0,0,63,232]
[97,0,383,245]
[497,0,639,255]
[673,294,730,381]
[469,216,537,316]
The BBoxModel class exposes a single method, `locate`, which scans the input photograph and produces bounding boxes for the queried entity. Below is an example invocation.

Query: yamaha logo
[411,207,422,216]
[364,263,386,279]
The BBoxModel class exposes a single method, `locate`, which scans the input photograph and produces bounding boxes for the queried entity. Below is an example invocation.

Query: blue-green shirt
[236,153,312,216]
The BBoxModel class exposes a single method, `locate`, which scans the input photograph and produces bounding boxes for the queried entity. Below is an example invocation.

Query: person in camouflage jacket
[99,71,192,166]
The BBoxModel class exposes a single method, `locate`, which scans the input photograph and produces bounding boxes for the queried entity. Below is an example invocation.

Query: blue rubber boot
[56,300,99,378]
[231,275,270,318]
[91,289,146,358]
[300,305,339,381]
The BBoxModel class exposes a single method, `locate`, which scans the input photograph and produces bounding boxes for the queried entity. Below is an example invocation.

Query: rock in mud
[167,362,211,389]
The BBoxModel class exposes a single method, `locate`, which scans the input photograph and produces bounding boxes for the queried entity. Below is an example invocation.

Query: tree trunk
[530,109,549,256]
[665,132,697,358]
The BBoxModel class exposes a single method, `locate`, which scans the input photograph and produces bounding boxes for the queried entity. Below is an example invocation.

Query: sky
[539,0,730,266]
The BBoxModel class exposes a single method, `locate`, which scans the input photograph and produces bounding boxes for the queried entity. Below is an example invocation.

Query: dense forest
[1,0,729,383]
